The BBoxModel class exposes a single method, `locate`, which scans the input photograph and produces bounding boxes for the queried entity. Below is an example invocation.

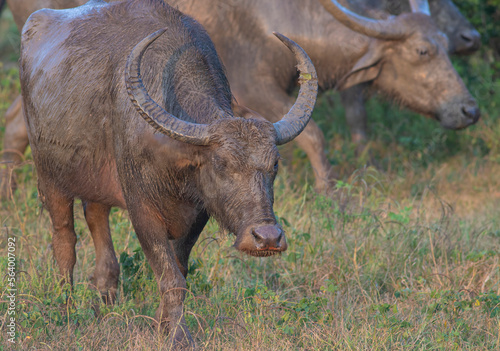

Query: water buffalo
[0,0,480,196]
[4,0,480,56]
[20,0,317,347]
[342,0,481,146]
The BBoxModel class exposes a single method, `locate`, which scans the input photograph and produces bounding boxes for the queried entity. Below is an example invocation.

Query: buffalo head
[320,0,480,130]
[428,0,480,55]
[126,30,317,256]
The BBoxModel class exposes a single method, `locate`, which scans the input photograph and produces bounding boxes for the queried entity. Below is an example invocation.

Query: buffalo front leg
[0,95,29,198]
[83,202,120,304]
[172,210,209,278]
[340,85,368,146]
[127,202,194,349]
[39,180,77,287]
[340,86,383,167]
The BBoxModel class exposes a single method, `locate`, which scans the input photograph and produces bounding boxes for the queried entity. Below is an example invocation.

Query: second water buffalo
[342,0,481,145]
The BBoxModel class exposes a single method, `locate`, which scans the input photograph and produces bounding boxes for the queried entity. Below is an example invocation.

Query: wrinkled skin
[20,0,316,347]
[0,0,479,195]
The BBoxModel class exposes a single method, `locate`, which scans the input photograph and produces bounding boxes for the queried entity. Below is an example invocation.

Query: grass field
[1,5,500,351]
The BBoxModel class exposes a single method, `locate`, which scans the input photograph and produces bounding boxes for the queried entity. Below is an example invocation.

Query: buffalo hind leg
[83,201,120,304]
[127,201,194,349]
[39,180,77,287]
[294,120,336,193]
[0,96,29,198]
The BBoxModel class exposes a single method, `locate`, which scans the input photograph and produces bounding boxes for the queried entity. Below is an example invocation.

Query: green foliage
[0,8,20,63]
[186,258,213,295]
[119,247,154,298]
[0,63,20,113]
[456,0,500,46]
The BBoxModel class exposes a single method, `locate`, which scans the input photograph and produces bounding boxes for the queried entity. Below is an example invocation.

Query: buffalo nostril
[460,33,472,43]
[461,105,480,124]
[460,29,481,50]
[252,229,265,245]
[274,232,282,248]
[252,225,283,249]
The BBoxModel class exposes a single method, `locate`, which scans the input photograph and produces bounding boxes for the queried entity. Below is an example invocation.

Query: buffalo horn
[272,33,318,145]
[125,29,212,146]
[409,0,431,15]
[319,0,406,40]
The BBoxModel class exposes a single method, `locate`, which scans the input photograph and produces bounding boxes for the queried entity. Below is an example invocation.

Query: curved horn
[409,0,430,15]
[318,0,407,40]
[272,33,318,145]
[125,28,211,146]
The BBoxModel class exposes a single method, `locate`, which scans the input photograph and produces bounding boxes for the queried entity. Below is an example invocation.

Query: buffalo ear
[336,44,386,91]
[151,135,203,169]
[174,148,206,169]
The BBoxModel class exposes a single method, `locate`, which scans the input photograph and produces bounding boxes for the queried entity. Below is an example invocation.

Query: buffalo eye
[416,47,429,57]
[273,160,279,172]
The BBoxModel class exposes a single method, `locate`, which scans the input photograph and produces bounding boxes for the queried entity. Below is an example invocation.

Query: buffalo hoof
[155,311,195,350]
[313,169,339,196]
[89,263,120,305]
[168,328,195,351]
[355,143,383,171]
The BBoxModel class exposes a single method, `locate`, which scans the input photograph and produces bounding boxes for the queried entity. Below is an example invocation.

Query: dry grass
[1,151,499,349]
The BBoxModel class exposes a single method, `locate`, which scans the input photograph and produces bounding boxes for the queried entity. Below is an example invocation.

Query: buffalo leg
[293,120,335,192]
[83,201,120,304]
[39,180,77,286]
[127,201,193,348]
[0,95,29,198]
[340,85,368,146]
[340,86,382,166]
[172,210,209,277]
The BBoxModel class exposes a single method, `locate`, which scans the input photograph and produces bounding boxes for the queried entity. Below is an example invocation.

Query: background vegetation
[1,1,499,349]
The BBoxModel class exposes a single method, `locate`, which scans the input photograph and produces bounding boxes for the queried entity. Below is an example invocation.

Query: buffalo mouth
[233,224,288,256]
[238,248,284,257]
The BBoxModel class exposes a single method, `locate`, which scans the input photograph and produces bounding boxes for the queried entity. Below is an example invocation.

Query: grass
[1,161,499,350]
[1,6,500,351]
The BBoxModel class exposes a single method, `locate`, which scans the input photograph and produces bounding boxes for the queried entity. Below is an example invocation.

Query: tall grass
[1,161,499,349]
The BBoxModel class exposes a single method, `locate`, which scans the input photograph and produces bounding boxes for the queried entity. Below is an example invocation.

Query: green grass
[1,5,500,350]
